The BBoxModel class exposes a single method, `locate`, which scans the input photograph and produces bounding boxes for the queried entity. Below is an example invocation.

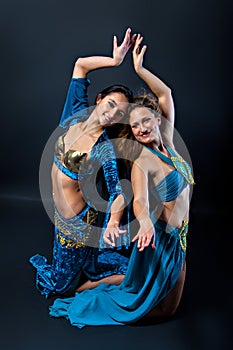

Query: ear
[157,116,162,125]
[96,93,102,104]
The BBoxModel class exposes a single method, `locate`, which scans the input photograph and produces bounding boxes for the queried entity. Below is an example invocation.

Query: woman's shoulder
[134,147,155,169]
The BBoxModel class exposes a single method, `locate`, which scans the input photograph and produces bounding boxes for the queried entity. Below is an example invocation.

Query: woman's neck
[80,113,103,137]
[146,140,165,152]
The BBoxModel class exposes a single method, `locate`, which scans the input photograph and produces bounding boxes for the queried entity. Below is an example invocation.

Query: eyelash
[131,118,150,128]
[108,101,124,118]
[108,101,115,108]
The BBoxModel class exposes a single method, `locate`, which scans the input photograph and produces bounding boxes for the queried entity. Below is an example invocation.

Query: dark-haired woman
[30,28,136,298]
[49,34,194,328]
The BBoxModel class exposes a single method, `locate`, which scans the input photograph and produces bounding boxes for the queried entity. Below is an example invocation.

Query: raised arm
[132,34,175,145]
[60,28,135,126]
[73,28,136,78]
[131,158,155,252]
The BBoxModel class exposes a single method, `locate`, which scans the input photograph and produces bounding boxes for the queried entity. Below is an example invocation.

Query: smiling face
[129,107,161,144]
[96,92,129,126]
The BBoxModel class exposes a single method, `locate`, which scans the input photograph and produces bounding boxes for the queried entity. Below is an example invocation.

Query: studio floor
[0,193,231,350]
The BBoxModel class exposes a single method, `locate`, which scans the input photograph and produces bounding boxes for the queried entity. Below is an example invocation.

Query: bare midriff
[153,186,190,228]
[51,163,86,219]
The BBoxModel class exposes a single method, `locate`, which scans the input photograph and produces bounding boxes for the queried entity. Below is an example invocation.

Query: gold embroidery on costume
[170,156,195,185]
[56,232,86,248]
[54,207,97,249]
[179,220,189,252]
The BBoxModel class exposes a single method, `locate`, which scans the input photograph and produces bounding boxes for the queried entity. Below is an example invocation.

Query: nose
[109,108,117,118]
[109,107,121,121]
[139,123,147,133]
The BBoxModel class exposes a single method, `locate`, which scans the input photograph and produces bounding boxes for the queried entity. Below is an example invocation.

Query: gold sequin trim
[56,231,86,248]
[170,156,195,185]
[54,208,97,249]
[179,220,188,252]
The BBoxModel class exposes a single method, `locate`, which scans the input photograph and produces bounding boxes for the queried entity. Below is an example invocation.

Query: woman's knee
[156,263,187,317]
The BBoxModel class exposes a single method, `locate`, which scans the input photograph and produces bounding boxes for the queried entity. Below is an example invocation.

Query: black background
[0,0,232,349]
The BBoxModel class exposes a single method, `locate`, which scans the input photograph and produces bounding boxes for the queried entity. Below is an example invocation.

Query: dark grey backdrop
[0,0,232,349]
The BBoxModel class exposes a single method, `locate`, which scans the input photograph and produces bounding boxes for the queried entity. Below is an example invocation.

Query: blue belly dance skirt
[29,205,129,299]
[49,219,187,327]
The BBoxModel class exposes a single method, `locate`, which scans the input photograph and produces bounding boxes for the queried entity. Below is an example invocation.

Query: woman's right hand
[132,33,147,73]
[131,218,156,252]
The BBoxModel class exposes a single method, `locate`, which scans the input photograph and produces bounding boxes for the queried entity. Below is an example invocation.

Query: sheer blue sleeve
[92,131,130,249]
[59,78,90,127]
[101,155,131,249]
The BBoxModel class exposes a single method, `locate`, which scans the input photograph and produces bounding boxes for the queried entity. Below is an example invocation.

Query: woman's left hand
[112,28,136,66]
[103,224,127,247]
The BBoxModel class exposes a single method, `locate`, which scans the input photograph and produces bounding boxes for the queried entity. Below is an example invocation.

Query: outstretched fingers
[130,33,137,48]
[131,227,156,252]
[132,33,147,72]
[113,35,118,50]
[138,233,151,251]
[121,27,133,47]
[133,34,147,55]
[112,28,137,65]
[103,227,127,247]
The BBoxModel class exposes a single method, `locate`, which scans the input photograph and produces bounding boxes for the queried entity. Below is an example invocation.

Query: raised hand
[113,28,136,66]
[132,33,147,73]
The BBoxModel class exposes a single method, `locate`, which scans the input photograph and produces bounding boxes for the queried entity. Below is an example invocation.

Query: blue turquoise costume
[30,78,131,298]
[49,143,194,328]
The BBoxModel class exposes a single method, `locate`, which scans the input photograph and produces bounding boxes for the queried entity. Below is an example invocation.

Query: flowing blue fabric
[48,142,193,327]
[49,220,186,327]
[30,78,131,298]
[29,205,130,298]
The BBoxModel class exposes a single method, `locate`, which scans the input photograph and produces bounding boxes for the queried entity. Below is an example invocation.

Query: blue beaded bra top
[145,145,194,202]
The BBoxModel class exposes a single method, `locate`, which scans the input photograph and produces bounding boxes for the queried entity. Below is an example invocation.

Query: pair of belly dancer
[48,33,195,327]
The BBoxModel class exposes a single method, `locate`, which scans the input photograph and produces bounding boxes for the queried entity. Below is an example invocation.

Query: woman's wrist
[112,56,123,67]
[135,65,146,76]
[138,216,153,227]
[106,220,120,228]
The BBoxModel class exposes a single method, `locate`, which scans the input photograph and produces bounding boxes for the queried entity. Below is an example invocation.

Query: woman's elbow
[165,86,172,97]
[133,198,148,211]
[73,58,87,77]
[74,57,85,69]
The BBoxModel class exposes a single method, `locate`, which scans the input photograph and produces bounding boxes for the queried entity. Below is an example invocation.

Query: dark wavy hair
[94,84,133,140]
[94,84,134,104]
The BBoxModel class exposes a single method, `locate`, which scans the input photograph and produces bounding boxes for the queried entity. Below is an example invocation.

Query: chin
[137,137,151,144]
